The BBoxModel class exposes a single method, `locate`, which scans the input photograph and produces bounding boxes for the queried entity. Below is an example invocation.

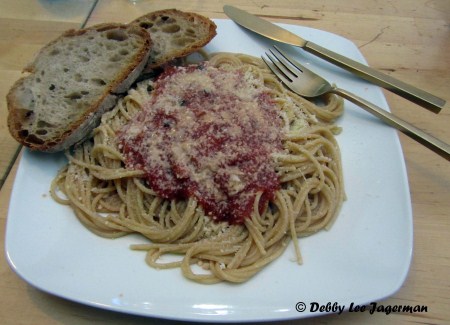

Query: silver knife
[224,5,445,114]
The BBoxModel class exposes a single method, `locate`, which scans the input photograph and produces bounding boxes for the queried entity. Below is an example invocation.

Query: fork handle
[304,42,445,114]
[332,87,450,161]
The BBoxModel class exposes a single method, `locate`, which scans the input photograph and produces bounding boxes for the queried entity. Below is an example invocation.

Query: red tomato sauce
[118,63,283,224]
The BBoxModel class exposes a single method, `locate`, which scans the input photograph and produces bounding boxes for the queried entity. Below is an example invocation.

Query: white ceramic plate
[5,19,412,322]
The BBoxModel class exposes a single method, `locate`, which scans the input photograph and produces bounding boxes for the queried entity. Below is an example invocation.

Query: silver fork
[263,46,450,161]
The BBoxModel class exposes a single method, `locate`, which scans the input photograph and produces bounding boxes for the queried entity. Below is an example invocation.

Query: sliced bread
[130,9,217,71]
[7,23,152,152]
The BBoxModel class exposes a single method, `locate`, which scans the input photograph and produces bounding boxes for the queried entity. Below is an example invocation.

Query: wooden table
[1,0,449,324]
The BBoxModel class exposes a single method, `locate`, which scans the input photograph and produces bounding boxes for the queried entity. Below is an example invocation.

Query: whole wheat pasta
[51,53,345,284]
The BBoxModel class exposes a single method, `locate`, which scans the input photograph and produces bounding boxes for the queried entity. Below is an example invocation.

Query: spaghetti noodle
[51,53,345,284]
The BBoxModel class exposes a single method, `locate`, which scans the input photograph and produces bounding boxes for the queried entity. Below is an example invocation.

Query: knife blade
[224,5,445,113]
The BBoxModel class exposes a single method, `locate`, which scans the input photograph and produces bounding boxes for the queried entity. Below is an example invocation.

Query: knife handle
[304,41,446,114]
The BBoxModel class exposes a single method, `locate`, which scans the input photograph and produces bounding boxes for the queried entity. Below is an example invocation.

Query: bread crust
[7,23,152,152]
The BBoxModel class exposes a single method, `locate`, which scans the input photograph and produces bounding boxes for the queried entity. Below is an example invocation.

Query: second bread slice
[130,9,217,71]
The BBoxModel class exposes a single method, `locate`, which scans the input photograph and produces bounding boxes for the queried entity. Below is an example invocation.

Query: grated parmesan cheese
[117,63,284,224]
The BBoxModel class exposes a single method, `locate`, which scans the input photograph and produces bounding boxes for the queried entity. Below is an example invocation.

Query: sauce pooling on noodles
[117,63,284,224]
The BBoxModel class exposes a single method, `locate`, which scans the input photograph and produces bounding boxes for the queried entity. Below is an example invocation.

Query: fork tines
[263,46,306,80]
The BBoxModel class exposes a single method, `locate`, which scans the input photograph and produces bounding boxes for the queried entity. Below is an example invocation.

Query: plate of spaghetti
[5,20,412,322]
